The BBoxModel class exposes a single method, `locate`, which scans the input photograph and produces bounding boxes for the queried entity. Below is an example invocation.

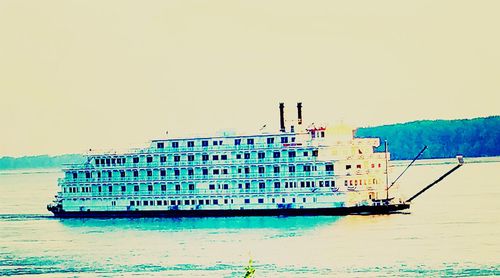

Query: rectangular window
[188,155,194,161]
[202,140,208,147]
[304,165,311,172]
[174,169,180,176]
[121,186,126,192]
[223,184,228,189]
[303,151,308,157]
[312,150,318,157]
[171,142,179,148]
[273,166,280,173]
[187,141,194,147]
[202,154,209,161]
[258,198,264,204]
[148,185,153,191]
[160,156,166,163]
[244,199,250,204]
[133,171,138,177]
[346,165,352,170]
[289,165,295,172]
[213,155,219,160]
[209,184,215,190]
[189,184,195,190]
[234,139,241,145]
[213,200,219,205]
[174,156,180,162]
[157,142,164,149]
[161,184,167,191]
[326,164,334,171]
[213,169,220,175]
[273,151,280,158]
[222,169,228,175]
[130,201,135,206]
[244,167,250,174]
[245,182,250,189]
[160,169,166,176]
[244,153,250,159]
[147,170,152,176]
[274,182,280,188]
[133,157,139,163]
[188,169,194,176]
[281,137,288,143]
[221,154,227,160]
[120,171,125,177]
[134,185,139,192]
[202,168,208,175]
[325,181,330,187]
[247,138,254,145]
[258,152,265,159]
[357,164,362,169]
[213,140,218,146]
[267,137,274,144]
[95,159,100,166]
[236,154,241,159]
[259,182,265,189]
[175,184,181,191]
[288,151,296,158]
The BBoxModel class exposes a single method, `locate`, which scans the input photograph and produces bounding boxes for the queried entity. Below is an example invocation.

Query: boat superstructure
[48,103,411,217]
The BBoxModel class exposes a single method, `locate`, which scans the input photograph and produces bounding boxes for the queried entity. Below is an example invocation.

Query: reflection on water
[0,160,499,277]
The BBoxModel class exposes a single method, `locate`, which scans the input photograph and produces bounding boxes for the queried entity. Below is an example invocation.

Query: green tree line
[0,154,84,170]
[356,116,500,160]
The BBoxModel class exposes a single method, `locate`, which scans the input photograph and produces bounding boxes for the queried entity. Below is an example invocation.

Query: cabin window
[189,184,195,190]
[157,142,164,149]
[171,142,179,148]
[187,141,194,147]
[378,163,382,168]
[95,159,100,166]
[244,153,250,159]
[223,184,228,189]
[300,181,305,187]
[160,169,166,176]
[312,150,318,157]
[147,185,152,191]
[188,168,194,175]
[319,181,324,187]
[244,199,250,204]
[161,184,166,191]
[133,157,139,163]
[274,182,280,188]
[134,185,139,192]
[303,151,308,156]
[133,171,138,177]
[247,138,254,145]
[202,168,208,175]
[174,156,180,162]
[146,157,153,163]
[108,171,112,178]
[244,167,250,174]
[259,182,265,189]
[289,165,295,172]
[121,186,126,192]
[213,155,219,160]
[357,164,362,169]
[202,154,209,161]
[326,164,334,172]
[245,182,250,189]
[258,152,265,159]
[106,159,111,165]
[202,140,208,147]
[175,184,181,191]
[199,200,204,205]
[274,166,280,173]
[221,154,227,160]
[288,151,296,158]
[222,169,228,175]
[213,169,220,175]
[236,154,241,159]
[346,165,352,170]
[120,171,125,177]
[273,151,280,158]
[258,166,265,174]
[85,172,91,179]
[174,169,180,176]
[130,201,135,206]
[209,184,215,190]
[147,170,152,177]
[281,137,288,143]
[304,165,311,172]
[258,198,264,204]
[213,140,218,146]
[267,137,274,144]
[234,139,241,145]
[160,156,166,163]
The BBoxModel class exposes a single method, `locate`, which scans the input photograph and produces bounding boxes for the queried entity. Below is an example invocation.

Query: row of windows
[128,196,316,207]
[156,136,296,149]
[72,163,333,179]
[346,163,382,170]
[64,180,339,194]
[93,149,319,167]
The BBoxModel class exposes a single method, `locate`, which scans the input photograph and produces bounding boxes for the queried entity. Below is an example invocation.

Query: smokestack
[279,103,286,132]
[297,102,302,125]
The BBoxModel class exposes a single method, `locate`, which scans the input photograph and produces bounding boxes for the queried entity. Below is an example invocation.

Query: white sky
[1,0,499,157]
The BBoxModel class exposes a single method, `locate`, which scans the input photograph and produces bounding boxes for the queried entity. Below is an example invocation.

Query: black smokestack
[297,102,302,125]
[279,102,285,132]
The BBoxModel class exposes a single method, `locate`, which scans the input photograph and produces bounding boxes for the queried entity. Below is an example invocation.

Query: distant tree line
[356,116,500,160]
[0,154,84,170]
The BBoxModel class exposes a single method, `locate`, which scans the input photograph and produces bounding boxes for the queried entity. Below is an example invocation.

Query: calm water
[0,159,499,277]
